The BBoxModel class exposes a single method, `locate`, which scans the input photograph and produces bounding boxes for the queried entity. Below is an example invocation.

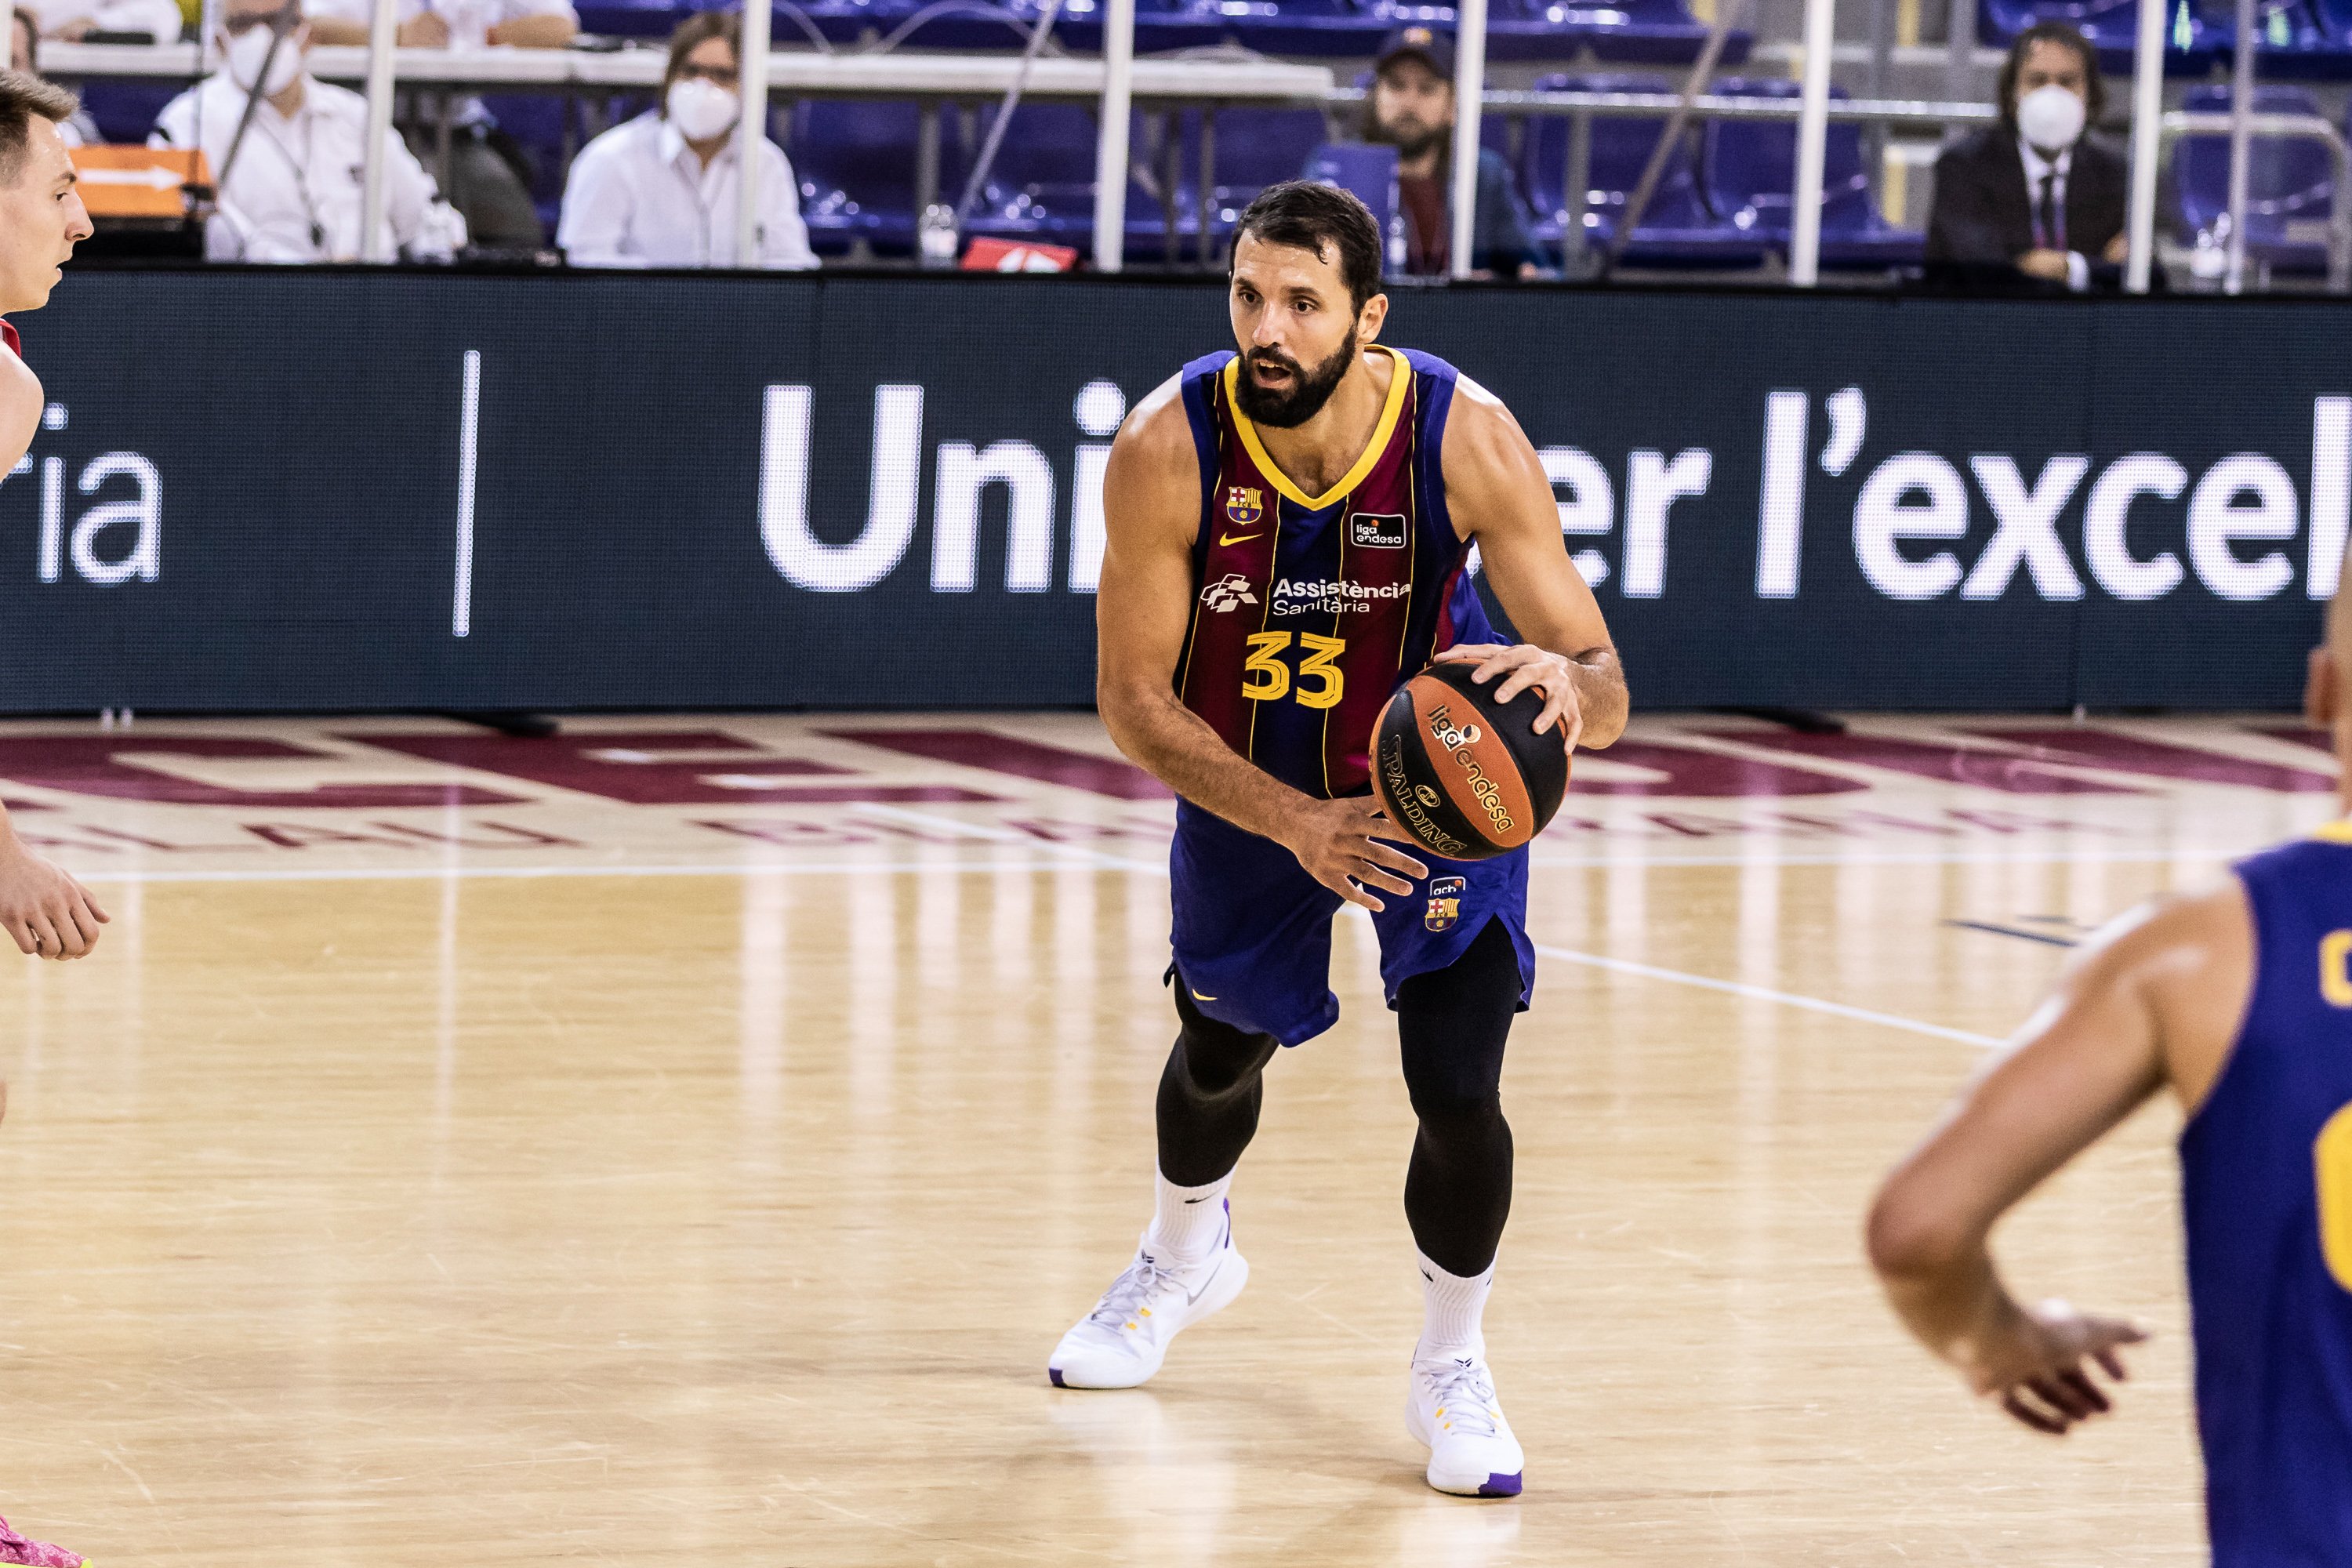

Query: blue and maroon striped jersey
[1172,345,1494,800]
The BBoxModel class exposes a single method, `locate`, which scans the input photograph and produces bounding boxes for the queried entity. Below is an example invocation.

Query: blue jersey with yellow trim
[1172,345,1495,801]
[2183,826,2352,1565]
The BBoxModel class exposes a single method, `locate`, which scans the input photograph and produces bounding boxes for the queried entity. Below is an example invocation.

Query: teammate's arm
[1436,379,1627,753]
[1096,375,1428,911]
[1865,889,2249,1432]
[0,350,107,961]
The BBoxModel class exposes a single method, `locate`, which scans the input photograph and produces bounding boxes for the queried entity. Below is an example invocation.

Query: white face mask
[666,77,739,143]
[2016,82,2085,152]
[224,22,303,96]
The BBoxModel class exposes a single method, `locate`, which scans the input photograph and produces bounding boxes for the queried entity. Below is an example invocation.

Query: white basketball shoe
[1048,1201,1248,1390]
[1406,1348,1525,1497]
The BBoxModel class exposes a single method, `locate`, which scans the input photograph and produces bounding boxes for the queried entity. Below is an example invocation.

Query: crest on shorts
[1425,875,1465,933]
[1225,486,1264,527]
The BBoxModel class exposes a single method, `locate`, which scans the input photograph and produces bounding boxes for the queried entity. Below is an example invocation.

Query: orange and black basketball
[1371,660,1571,861]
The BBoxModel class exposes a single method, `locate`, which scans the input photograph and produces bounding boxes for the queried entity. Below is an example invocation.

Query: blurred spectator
[555,12,814,269]
[1339,25,1543,278]
[150,0,465,260]
[305,0,576,249]
[18,0,179,44]
[11,10,97,144]
[1926,22,2127,291]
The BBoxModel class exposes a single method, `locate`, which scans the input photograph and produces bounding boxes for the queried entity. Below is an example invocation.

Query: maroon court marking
[351,730,869,806]
[0,736,531,807]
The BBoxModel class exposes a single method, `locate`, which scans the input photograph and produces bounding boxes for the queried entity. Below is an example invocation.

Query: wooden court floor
[0,711,2330,1565]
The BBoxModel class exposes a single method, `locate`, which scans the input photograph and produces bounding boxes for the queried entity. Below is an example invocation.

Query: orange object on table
[70,146,209,220]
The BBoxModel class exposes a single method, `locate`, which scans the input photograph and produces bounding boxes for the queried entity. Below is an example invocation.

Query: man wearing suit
[1926,23,2129,291]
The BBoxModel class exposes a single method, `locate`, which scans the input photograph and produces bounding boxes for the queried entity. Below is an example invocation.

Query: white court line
[1526,845,2249,870]
[451,348,482,639]
[1525,941,2005,1049]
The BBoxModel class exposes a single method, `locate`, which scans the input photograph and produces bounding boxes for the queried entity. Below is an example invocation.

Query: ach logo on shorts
[1349,513,1406,550]
[1425,875,1465,933]
[1226,486,1264,527]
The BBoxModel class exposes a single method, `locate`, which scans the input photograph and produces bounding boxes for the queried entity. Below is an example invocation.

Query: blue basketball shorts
[1167,800,1536,1048]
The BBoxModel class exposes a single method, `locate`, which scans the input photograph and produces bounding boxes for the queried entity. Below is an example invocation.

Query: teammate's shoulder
[2071,873,2251,989]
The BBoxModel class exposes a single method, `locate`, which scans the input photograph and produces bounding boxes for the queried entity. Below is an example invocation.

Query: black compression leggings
[1157,918,1521,1277]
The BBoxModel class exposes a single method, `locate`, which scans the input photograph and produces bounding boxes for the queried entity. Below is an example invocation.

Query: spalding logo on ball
[1371,661,1572,861]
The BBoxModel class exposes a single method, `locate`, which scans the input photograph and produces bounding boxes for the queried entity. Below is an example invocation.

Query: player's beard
[1232,329,1358,429]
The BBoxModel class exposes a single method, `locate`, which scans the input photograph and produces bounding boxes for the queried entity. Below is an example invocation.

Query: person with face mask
[147,0,466,262]
[1926,22,2130,292]
[554,10,815,270]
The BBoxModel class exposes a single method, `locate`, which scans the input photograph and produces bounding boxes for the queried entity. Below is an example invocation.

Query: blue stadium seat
[570,0,690,35]
[961,103,1175,260]
[1976,0,2216,71]
[791,98,949,256]
[1701,77,1922,266]
[1172,0,1390,55]
[1490,0,1751,64]
[1181,107,1334,250]
[79,79,181,144]
[2168,82,2336,274]
[1519,71,1763,262]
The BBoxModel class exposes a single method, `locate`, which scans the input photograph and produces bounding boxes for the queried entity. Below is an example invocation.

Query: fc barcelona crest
[1225,485,1263,527]
[1425,876,1465,933]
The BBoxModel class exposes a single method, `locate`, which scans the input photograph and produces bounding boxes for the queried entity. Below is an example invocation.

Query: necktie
[2036,171,2062,252]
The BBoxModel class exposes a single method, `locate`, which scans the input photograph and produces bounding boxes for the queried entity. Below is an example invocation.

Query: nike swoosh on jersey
[1218,532,1261,546]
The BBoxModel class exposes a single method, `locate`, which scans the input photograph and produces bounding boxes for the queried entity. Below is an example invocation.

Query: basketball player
[1051,182,1626,1498]
[0,67,107,1568]
[1867,543,2352,1559]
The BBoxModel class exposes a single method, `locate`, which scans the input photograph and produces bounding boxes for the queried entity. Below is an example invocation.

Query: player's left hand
[1969,1296,2147,1436]
[1433,643,1584,752]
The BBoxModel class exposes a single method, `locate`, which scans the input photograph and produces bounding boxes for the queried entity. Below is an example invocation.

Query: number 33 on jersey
[1173,346,1500,802]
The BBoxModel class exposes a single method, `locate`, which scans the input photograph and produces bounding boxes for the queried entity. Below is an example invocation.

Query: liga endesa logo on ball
[1425,702,1515,837]
[1371,662,1572,862]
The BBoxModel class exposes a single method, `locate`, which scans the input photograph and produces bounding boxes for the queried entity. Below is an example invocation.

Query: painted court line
[1525,941,2007,1049]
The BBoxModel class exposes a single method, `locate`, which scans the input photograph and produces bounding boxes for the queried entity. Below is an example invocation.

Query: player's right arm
[0,350,107,961]
[1095,374,1427,911]
[1865,886,2249,1433]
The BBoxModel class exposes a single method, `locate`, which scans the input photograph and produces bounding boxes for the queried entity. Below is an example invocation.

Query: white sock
[1415,1250,1494,1360]
[1144,1169,1232,1265]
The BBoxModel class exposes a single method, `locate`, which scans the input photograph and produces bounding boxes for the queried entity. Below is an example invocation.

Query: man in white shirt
[149,0,466,262]
[556,10,815,270]
[305,0,576,249]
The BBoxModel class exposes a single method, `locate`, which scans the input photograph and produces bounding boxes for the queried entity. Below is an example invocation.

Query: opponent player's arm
[1865,889,2247,1432]
[1435,380,1627,752]
[0,351,107,961]
[1095,376,1428,911]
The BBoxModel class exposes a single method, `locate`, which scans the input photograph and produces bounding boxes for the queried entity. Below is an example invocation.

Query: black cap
[1374,24,1455,78]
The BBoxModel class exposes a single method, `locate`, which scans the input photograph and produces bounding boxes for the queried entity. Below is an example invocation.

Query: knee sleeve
[1396,917,1521,1120]
[1171,980,1280,1098]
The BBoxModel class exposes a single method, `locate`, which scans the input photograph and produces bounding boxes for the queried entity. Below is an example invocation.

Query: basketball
[1371,660,1572,861]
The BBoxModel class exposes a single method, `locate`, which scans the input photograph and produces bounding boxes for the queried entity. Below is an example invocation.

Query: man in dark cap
[1350,26,1544,278]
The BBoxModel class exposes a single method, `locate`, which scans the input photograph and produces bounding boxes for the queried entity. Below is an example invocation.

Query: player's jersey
[1173,345,1495,800]
[2183,826,2352,1565]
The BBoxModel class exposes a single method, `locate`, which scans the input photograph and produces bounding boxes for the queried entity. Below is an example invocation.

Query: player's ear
[1356,292,1388,344]
[2306,645,2338,728]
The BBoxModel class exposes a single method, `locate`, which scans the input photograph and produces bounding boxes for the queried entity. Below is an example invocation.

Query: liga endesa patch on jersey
[1425,875,1465,932]
[1349,513,1406,549]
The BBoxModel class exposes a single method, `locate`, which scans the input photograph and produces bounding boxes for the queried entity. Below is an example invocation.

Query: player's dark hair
[1232,180,1384,315]
[1996,21,2103,135]
[0,69,75,187]
[662,9,739,98]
